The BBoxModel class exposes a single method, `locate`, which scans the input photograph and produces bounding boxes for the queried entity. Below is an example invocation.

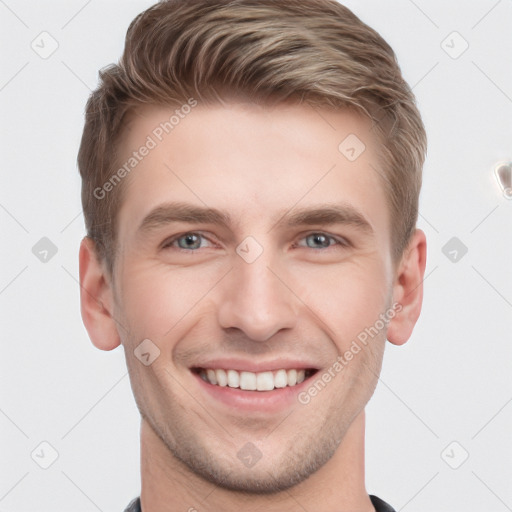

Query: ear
[387,229,427,346]
[79,236,121,351]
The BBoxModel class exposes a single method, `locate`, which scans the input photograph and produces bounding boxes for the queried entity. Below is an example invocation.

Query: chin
[166,426,342,495]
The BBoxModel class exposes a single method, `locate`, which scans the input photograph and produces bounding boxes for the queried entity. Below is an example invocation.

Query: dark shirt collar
[124,494,396,511]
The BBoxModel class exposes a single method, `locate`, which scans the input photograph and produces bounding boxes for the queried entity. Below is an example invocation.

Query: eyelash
[161,231,351,252]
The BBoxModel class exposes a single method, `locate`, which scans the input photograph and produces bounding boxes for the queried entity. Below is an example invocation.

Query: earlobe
[79,236,121,351]
[386,229,427,346]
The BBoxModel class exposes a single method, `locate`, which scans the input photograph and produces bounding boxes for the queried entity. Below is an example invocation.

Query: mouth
[189,359,321,412]
[191,367,318,391]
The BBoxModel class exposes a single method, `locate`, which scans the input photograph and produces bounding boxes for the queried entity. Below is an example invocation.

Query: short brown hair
[78,0,427,277]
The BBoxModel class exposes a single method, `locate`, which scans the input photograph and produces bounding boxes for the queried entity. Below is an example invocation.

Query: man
[77,1,427,510]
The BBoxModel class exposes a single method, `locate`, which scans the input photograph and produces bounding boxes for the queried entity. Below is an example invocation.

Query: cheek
[292,258,391,344]
[115,259,223,341]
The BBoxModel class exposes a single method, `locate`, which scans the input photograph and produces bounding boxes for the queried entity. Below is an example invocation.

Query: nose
[217,253,298,342]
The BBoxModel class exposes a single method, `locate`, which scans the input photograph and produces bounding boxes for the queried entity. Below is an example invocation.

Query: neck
[139,410,374,512]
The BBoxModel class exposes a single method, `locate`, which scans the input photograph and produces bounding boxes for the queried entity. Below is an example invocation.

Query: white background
[1,0,511,510]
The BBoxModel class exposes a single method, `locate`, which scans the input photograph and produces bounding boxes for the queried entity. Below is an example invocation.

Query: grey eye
[304,233,332,248]
[177,233,203,249]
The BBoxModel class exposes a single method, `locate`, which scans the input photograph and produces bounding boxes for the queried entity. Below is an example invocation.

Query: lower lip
[191,371,315,413]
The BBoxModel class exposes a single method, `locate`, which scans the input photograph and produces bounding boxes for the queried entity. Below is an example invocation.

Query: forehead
[115,100,390,244]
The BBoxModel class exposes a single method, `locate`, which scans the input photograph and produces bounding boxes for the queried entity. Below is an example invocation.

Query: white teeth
[206,369,217,385]
[216,369,228,386]
[200,368,312,390]
[274,369,288,388]
[287,369,297,386]
[227,369,239,388]
[256,371,274,391]
[240,371,257,390]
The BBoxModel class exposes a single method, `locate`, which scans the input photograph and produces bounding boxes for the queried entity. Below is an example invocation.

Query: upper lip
[190,358,319,373]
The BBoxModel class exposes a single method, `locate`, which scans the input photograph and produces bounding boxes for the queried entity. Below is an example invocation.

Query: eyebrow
[136,201,373,236]
[137,202,232,234]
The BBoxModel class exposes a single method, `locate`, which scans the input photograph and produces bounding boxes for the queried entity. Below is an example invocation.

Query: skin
[79,100,426,512]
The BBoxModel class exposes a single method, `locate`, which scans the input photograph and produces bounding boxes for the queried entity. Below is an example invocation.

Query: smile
[194,368,317,391]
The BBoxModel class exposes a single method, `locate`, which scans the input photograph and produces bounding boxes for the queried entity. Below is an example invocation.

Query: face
[111,100,397,492]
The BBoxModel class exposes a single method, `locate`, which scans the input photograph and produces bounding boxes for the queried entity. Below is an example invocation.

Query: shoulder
[369,494,397,512]
[123,496,141,512]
